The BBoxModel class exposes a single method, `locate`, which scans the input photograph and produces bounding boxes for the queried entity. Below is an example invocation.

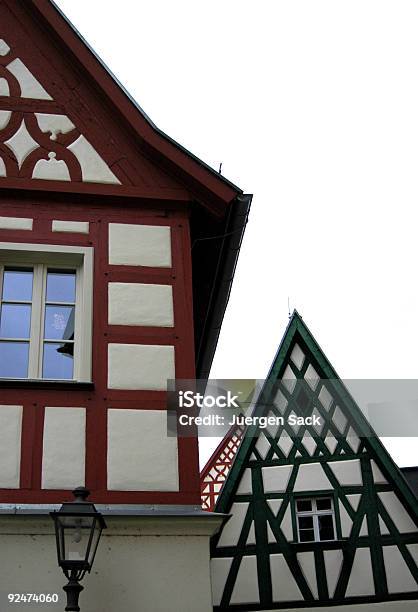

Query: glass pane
[46,271,76,303]
[0,304,31,338]
[0,341,29,377]
[2,269,33,301]
[63,525,90,562]
[317,498,332,511]
[319,514,335,541]
[296,499,312,512]
[42,343,73,379]
[299,529,315,542]
[44,305,75,340]
[298,516,314,529]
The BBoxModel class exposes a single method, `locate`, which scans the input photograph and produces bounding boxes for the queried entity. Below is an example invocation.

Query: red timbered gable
[201,423,245,511]
[0,0,251,506]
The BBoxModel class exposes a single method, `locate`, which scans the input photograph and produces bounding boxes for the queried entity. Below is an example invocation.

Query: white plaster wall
[0,216,32,230]
[109,223,171,267]
[107,409,178,491]
[262,465,292,492]
[329,459,363,486]
[270,553,303,601]
[52,220,89,234]
[230,555,259,604]
[211,557,233,606]
[216,503,248,547]
[107,343,175,390]
[0,405,22,488]
[0,516,215,612]
[236,468,252,494]
[108,282,174,327]
[42,408,85,490]
[383,545,417,593]
[293,463,331,491]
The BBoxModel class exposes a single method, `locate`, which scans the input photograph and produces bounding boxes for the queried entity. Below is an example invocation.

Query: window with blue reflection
[44,305,75,340]
[0,304,32,338]
[46,271,76,303]
[0,267,33,378]
[42,342,73,379]
[2,269,33,301]
[0,342,29,378]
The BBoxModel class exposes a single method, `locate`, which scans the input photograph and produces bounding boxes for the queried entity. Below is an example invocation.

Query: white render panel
[329,459,363,486]
[52,220,90,234]
[280,505,293,539]
[406,543,418,564]
[378,491,417,533]
[297,551,318,599]
[0,216,32,230]
[108,344,175,390]
[68,135,120,184]
[294,463,331,492]
[236,468,252,495]
[6,58,52,99]
[383,546,417,593]
[267,499,282,516]
[347,493,362,513]
[211,557,233,606]
[371,460,387,484]
[255,433,271,459]
[108,283,174,327]
[324,550,343,597]
[109,223,172,267]
[339,501,353,537]
[42,408,85,490]
[262,465,292,492]
[230,555,259,604]
[0,405,22,488]
[271,553,303,602]
[107,409,178,491]
[217,503,249,547]
[346,548,375,597]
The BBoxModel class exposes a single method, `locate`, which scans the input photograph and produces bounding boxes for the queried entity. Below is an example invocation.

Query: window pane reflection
[44,306,75,340]
[46,271,76,303]
[2,269,33,301]
[0,341,29,377]
[0,304,31,338]
[42,342,73,379]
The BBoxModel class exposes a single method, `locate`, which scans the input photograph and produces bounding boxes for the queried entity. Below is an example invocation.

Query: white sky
[55,0,418,468]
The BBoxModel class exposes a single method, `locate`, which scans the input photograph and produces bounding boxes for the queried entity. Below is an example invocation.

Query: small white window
[296,497,336,542]
[0,243,93,382]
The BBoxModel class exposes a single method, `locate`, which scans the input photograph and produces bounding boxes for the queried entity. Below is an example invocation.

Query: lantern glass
[51,488,106,578]
[61,515,95,565]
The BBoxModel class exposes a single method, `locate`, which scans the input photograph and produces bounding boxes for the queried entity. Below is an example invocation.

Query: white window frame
[0,242,93,382]
[295,496,337,543]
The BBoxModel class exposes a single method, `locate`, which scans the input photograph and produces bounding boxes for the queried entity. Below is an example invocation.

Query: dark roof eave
[196,193,252,379]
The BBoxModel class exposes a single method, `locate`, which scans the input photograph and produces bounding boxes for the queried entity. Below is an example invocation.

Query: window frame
[295,496,337,543]
[0,242,93,382]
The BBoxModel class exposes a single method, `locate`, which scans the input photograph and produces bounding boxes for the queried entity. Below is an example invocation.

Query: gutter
[196,193,252,379]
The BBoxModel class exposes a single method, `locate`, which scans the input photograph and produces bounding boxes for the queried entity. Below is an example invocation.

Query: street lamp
[50,487,106,612]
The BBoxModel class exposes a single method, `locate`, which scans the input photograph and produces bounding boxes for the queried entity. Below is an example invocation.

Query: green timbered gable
[211,312,418,610]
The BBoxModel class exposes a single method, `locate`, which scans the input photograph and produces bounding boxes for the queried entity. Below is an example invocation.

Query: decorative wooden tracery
[201,422,245,511]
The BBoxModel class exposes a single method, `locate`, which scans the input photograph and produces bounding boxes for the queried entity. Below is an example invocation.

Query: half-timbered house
[211,312,418,611]
[0,1,251,610]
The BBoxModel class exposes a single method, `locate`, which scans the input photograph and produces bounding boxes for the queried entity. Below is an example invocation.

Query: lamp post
[50,487,106,612]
